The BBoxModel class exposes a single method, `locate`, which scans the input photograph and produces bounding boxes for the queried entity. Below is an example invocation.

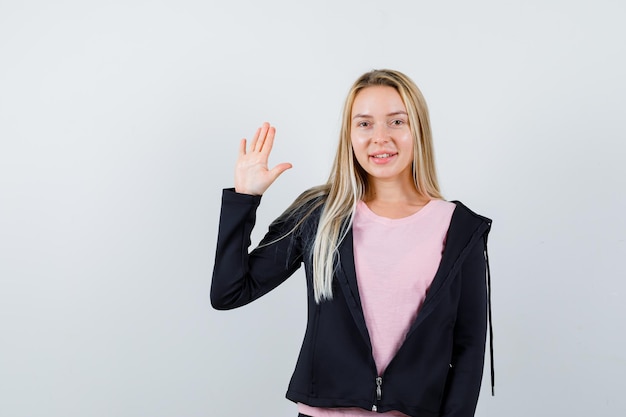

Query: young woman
[211,69,493,417]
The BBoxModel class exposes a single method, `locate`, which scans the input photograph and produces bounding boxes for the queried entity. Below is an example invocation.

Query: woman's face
[350,86,414,184]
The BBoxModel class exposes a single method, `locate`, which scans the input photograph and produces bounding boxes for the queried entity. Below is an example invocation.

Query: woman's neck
[363,178,431,219]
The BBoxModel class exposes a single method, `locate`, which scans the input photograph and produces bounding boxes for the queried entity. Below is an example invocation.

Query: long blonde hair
[285,69,442,302]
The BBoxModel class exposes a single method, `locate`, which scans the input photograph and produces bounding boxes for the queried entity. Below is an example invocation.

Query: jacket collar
[336,229,372,349]
[407,201,491,333]
[333,201,491,348]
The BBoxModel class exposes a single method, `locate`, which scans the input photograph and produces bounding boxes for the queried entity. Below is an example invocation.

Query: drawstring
[483,232,495,396]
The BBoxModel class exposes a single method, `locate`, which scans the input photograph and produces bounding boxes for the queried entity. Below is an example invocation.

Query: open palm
[234,122,292,195]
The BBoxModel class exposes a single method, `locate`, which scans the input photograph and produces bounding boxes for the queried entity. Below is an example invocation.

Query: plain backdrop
[1,0,625,416]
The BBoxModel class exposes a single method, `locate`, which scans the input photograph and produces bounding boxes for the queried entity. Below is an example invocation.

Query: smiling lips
[370,152,398,163]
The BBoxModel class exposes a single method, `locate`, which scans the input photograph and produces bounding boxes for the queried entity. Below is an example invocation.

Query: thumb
[269,162,293,181]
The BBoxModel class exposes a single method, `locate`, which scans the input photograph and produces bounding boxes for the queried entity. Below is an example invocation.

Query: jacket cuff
[222,188,262,205]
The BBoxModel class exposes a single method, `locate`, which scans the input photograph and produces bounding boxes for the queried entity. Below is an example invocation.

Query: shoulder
[446,200,492,241]
[279,185,328,221]
[450,200,492,226]
[427,198,456,216]
[269,185,328,238]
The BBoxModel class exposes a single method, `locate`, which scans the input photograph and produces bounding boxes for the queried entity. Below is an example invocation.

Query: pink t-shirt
[298,199,455,417]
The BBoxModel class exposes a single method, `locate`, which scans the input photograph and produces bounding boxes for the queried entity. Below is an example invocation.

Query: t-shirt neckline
[356,199,436,225]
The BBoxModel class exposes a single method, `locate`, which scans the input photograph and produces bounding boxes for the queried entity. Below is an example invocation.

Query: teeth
[373,153,391,158]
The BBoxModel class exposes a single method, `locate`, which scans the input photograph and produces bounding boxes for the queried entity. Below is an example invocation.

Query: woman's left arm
[440,236,488,417]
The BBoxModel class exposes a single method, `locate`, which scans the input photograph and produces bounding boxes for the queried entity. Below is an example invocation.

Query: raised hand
[234,122,293,195]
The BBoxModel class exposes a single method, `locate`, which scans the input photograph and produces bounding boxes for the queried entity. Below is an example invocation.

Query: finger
[269,162,293,181]
[249,126,262,152]
[238,138,247,157]
[260,126,276,155]
[252,122,270,152]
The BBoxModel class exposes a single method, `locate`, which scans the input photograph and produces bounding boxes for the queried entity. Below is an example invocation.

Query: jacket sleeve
[440,235,488,417]
[210,188,304,310]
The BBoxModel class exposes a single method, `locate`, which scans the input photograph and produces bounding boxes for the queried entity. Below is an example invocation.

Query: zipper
[371,376,383,411]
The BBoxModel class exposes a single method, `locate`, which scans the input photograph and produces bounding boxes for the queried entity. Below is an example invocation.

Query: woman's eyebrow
[352,111,408,120]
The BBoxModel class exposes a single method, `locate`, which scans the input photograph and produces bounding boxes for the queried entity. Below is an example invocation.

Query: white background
[1,1,625,416]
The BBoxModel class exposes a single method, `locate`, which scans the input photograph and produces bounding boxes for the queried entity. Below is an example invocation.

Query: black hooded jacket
[211,189,493,417]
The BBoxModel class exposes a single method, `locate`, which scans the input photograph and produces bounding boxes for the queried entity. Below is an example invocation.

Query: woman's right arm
[211,123,297,310]
[210,189,303,310]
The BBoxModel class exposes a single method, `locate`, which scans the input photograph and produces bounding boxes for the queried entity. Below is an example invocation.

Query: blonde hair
[285,69,442,302]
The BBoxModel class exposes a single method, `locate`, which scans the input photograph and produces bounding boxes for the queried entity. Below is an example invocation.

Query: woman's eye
[357,121,370,127]
[391,119,405,126]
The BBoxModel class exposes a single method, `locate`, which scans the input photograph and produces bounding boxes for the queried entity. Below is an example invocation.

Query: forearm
[440,239,488,417]
[210,189,301,309]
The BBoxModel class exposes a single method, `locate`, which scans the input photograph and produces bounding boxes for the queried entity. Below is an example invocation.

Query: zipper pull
[372,376,383,411]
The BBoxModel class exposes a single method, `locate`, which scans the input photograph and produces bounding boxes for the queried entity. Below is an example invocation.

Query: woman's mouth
[369,152,397,164]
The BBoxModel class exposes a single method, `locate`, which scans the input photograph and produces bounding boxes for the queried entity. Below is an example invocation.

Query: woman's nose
[372,124,389,143]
